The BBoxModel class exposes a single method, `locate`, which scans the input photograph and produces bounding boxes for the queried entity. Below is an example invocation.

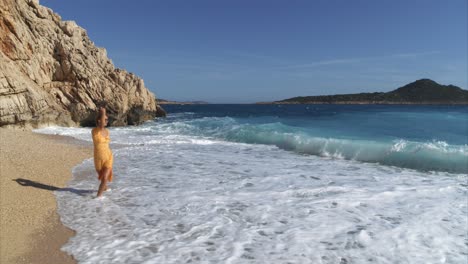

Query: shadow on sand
[13,178,94,196]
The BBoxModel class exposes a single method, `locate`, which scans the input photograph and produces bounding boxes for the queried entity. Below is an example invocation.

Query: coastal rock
[0,0,163,128]
[155,105,167,118]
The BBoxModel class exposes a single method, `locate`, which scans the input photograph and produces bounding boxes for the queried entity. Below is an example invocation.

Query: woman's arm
[91,128,98,143]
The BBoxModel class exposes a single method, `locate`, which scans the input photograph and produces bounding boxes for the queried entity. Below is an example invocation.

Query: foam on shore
[37,125,467,263]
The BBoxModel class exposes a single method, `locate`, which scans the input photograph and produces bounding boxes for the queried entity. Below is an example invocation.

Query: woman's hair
[95,107,106,126]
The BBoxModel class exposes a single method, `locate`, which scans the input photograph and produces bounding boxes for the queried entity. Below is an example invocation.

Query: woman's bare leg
[97,167,111,197]
[105,169,113,191]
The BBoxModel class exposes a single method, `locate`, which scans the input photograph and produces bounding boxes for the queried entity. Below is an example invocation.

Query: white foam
[54,129,467,263]
[391,139,407,152]
[35,126,93,142]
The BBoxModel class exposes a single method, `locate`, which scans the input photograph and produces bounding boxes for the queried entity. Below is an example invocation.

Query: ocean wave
[35,117,468,174]
[152,117,468,174]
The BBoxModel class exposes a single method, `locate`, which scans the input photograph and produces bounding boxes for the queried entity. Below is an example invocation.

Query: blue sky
[42,0,467,103]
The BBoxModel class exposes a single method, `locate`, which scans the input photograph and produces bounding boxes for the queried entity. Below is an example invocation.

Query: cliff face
[0,0,159,128]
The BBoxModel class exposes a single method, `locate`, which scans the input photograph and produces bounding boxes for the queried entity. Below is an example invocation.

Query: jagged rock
[0,0,162,128]
[155,105,167,118]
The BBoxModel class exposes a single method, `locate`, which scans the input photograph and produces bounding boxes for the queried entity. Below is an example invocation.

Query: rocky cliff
[0,0,161,128]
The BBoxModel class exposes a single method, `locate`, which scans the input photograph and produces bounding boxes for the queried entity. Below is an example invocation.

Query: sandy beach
[0,128,92,264]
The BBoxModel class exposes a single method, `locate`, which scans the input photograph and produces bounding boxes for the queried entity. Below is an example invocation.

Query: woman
[92,107,113,197]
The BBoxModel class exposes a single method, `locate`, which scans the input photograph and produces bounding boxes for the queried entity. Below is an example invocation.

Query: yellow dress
[92,128,113,182]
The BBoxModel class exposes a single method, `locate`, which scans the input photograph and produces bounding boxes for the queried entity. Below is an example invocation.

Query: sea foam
[36,123,467,264]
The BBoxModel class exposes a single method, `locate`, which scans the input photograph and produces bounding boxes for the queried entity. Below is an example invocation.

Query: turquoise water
[160,104,468,174]
[35,104,468,263]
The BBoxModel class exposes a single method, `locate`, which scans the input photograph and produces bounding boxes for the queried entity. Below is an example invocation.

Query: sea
[35,104,468,264]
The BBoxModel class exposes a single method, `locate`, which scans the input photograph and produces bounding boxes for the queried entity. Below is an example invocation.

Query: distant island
[262,79,468,105]
[157,99,210,105]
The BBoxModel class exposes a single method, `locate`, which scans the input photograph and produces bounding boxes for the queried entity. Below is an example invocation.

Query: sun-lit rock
[0,0,160,128]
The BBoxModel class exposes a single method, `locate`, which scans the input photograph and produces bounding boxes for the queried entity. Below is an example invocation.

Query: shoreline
[0,128,93,264]
[256,101,468,105]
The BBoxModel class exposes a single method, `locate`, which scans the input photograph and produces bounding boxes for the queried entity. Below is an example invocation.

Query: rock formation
[0,0,162,128]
